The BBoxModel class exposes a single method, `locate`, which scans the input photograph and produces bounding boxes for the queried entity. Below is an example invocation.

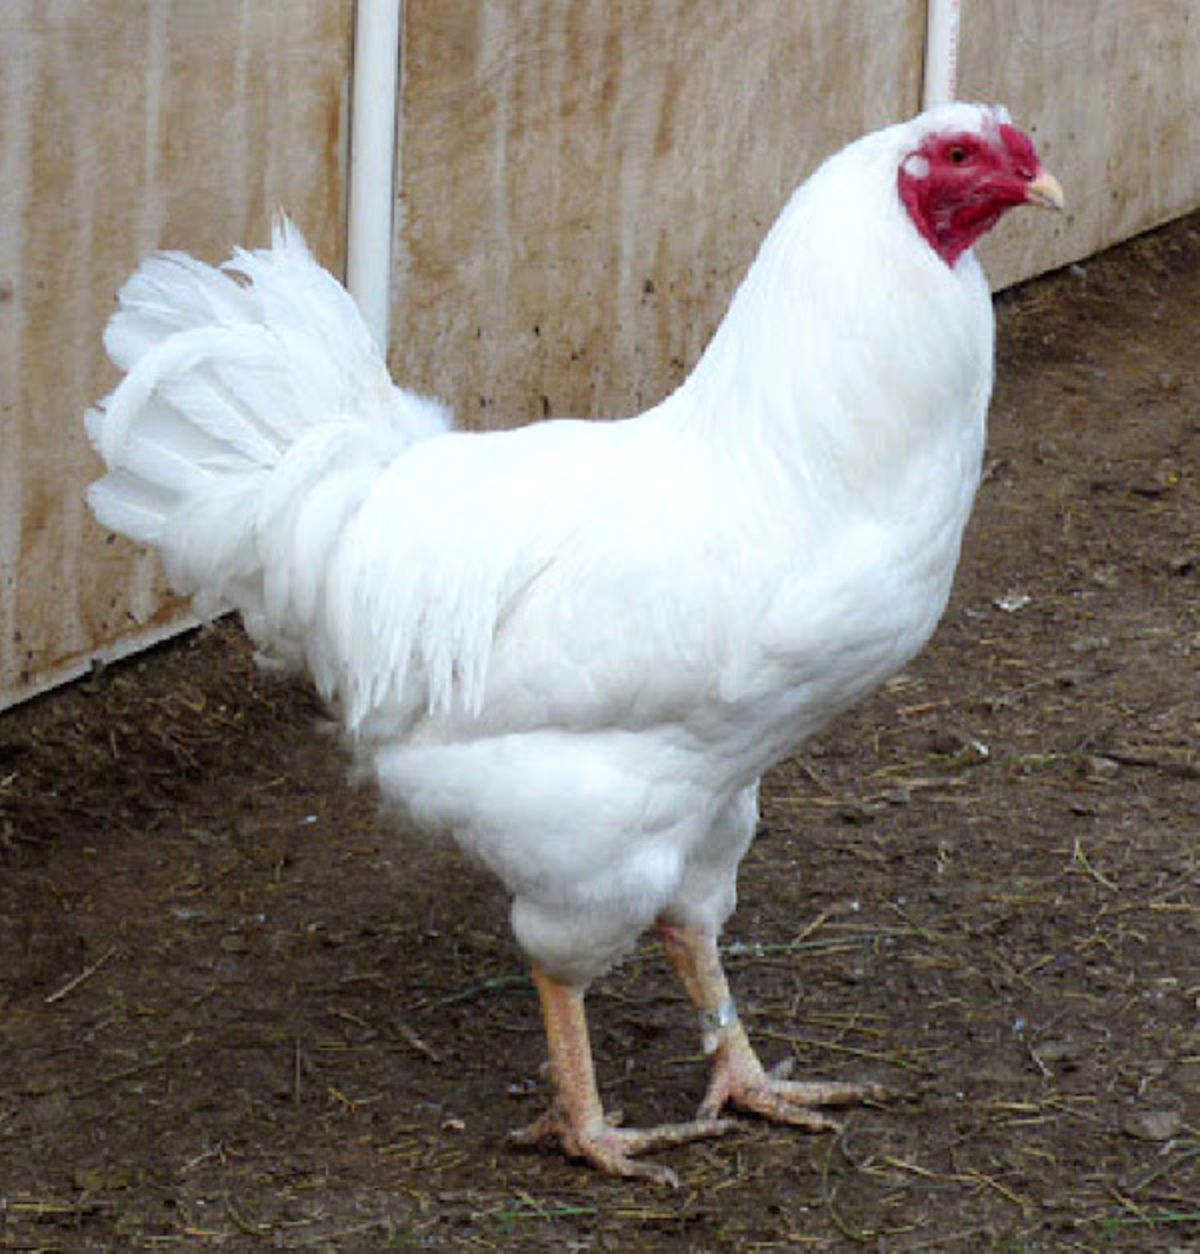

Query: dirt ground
[2,212,1198,1251]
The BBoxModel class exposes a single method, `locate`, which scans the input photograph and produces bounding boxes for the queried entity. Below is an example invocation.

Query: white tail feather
[87,217,452,664]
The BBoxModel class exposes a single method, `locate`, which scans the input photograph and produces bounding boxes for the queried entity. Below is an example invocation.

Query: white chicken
[86,102,1062,1183]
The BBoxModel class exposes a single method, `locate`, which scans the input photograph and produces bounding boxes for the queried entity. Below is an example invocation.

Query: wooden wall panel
[969,0,1200,286]
[389,0,926,428]
[0,0,351,707]
[6,1,1200,706]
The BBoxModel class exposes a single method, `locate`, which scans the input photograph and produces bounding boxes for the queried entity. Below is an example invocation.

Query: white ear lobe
[903,154,931,179]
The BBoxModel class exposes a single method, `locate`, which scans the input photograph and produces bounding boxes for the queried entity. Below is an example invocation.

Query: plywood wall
[389,0,926,428]
[0,0,351,707]
[970,0,1200,287]
[5,1,1200,706]
[390,0,1200,433]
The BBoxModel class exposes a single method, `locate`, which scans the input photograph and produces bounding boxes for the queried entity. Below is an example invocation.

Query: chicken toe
[512,1107,731,1186]
[697,1027,889,1127]
[658,921,889,1128]
[512,964,733,1182]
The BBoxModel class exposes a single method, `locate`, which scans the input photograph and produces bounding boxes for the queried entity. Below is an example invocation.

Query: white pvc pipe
[347,0,403,353]
[922,0,962,110]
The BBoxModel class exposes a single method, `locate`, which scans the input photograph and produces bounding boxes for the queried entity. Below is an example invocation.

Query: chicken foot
[511,963,732,1185]
[658,921,889,1128]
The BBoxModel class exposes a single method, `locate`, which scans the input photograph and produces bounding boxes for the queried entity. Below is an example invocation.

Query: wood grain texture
[390,0,925,428]
[7,2,1200,703]
[0,0,351,706]
[969,0,1200,286]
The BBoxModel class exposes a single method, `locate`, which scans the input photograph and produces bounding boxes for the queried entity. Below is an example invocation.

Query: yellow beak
[1026,168,1065,211]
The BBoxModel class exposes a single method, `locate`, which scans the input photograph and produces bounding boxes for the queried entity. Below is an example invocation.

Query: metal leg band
[697,997,739,1037]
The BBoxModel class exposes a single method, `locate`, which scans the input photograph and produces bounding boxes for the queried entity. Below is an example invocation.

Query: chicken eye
[948,146,969,165]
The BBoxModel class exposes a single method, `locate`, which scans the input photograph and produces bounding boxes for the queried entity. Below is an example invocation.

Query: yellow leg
[511,963,732,1185]
[658,922,889,1128]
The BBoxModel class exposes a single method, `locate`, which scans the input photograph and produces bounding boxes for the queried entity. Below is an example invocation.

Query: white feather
[88,216,449,659]
[88,105,1013,987]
